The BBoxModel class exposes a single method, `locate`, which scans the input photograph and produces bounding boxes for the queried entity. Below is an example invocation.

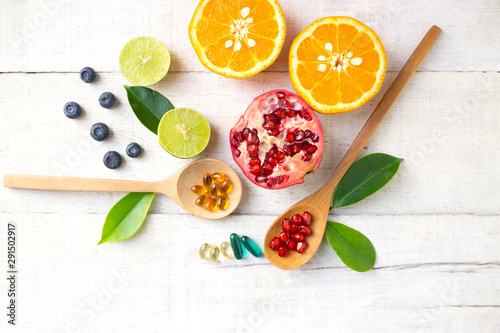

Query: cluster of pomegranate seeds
[269,211,312,257]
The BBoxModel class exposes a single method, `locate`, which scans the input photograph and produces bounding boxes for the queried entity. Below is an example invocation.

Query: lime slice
[158,108,211,159]
[119,36,171,86]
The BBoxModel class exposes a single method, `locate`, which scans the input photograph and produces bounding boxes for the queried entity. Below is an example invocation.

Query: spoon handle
[3,174,161,193]
[321,25,442,196]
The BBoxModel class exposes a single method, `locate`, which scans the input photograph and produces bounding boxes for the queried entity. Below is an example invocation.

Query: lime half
[119,36,171,86]
[158,108,211,159]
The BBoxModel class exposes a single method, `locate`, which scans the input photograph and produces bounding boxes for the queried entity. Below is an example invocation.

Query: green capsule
[220,241,233,258]
[241,236,263,258]
[230,233,246,260]
[199,243,210,260]
[208,247,220,263]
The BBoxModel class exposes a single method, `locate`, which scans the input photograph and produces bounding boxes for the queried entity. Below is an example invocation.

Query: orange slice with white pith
[289,17,387,114]
[189,0,286,79]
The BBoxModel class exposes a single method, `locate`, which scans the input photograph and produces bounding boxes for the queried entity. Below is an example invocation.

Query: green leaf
[98,192,155,245]
[325,222,376,272]
[124,85,174,135]
[332,153,403,208]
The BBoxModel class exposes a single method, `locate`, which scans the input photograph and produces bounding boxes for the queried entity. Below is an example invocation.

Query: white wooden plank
[0,0,498,73]
[0,213,499,332]
[0,72,499,215]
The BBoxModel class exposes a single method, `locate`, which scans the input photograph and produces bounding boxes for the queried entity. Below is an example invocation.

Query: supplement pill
[202,173,213,187]
[199,243,210,259]
[230,233,245,260]
[191,185,207,195]
[220,241,233,258]
[208,247,220,263]
[220,180,233,194]
[241,236,263,258]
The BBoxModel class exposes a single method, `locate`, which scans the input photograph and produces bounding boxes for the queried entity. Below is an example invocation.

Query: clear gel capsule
[199,243,210,260]
[220,241,233,258]
[208,247,220,263]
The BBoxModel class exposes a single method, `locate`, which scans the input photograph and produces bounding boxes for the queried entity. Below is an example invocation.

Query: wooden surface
[0,1,499,332]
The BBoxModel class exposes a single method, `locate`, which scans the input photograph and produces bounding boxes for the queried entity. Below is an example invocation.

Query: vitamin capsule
[217,194,229,210]
[220,180,233,194]
[220,241,233,258]
[202,173,213,187]
[208,246,220,263]
[195,194,208,207]
[212,172,228,183]
[199,243,210,259]
[204,196,217,211]
[230,233,245,260]
[209,182,220,197]
[241,236,263,258]
[191,185,207,195]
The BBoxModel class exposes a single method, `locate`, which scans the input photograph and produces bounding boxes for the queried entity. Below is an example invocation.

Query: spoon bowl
[3,158,242,220]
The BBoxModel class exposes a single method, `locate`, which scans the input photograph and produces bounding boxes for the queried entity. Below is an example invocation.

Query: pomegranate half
[229,89,324,189]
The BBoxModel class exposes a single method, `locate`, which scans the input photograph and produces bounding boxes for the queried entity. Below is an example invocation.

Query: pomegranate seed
[268,156,277,166]
[307,145,317,153]
[247,144,258,156]
[278,246,288,257]
[266,177,276,187]
[269,145,278,154]
[291,213,303,224]
[235,131,244,142]
[279,231,290,243]
[242,128,250,138]
[294,130,305,141]
[286,239,296,251]
[231,135,240,147]
[301,110,312,121]
[274,109,286,119]
[232,147,241,157]
[265,114,277,122]
[300,225,312,236]
[304,130,312,138]
[293,232,306,242]
[302,154,312,162]
[263,163,274,175]
[296,241,307,253]
[285,132,294,142]
[276,175,284,184]
[301,141,310,150]
[278,99,291,108]
[262,121,276,130]
[250,165,263,175]
[276,91,286,99]
[286,109,296,117]
[312,133,320,142]
[292,144,300,155]
[289,223,299,234]
[275,151,285,160]
[302,211,312,225]
[269,237,281,251]
[249,158,260,166]
[281,218,291,231]
[247,132,255,143]
[283,175,290,182]
[267,129,280,136]
[283,145,292,156]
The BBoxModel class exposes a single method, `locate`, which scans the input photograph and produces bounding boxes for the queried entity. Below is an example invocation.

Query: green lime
[119,36,171,86]
[158,108,211,159]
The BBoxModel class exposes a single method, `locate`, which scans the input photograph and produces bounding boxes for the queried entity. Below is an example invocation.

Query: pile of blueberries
[63,67,142,169]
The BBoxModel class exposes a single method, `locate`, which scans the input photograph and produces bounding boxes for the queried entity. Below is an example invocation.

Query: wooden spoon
[264,26,442,269]
[3,158,242,220]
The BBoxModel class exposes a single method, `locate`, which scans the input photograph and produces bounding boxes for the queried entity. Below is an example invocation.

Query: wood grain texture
[0,0,498,331]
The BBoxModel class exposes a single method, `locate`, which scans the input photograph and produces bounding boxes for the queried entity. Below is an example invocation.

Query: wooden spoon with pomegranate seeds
[264,26,442,270]
[3,158,242,220]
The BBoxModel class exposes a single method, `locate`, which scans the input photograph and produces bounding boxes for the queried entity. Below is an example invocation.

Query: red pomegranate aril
[302,154,312,162]
[278,99,291,108]
[289,223,299,234]
[265,114,277,122]
[299,225,312,236]
[283,144,292,156]
[294,130,305,141]
[276,175,284,184]
[300,110,313,121]
[263,163,274,175]
[291,213,303,224]
[276,91,286,99]
[293,232,306,242]
[285,132,294,142]
[281,218,292,231]
[296,241,307,253]
[231,135,240,147]
[275,151,285,160]
[255,175,268,183]
[274,109,286,119]
[269,237,281,251]
[235,131,244,142]
[286,239,296,251]
[268,156,278,166]
[286,109,296,117]
[232,147,241,157]
[301,141,310,151]
[279,231,290,243]
[302,211,312,225]
[304,130,313,139]
[268,129,280,136]
[266,177,276,187]
[250,165,263,175]
[292,144,300,155]
[242,128,250,138]
[247,144,258,155]
[278,246,288,257]
[307,145,317,153]
[262,121,276,130]
[312,133,320,142]
[249,158,260,166]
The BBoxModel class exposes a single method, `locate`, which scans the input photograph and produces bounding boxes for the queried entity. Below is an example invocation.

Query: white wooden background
[1,0,499,332]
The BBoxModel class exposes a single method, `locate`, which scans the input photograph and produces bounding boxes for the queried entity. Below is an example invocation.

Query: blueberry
[126,142,142,158]
[80,67,96,83]
[99,92,116,109]
[63,102,82,119]
[103,151,122,169]
[90,122,109,141]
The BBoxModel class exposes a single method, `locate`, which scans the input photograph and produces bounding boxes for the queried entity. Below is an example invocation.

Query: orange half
[289,17,387,114]
[189,0,286,79]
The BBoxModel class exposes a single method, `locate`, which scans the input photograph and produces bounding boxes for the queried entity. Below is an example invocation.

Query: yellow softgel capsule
[212,172,228,183]
[204,197,217,211]
[220,180,233,194]
[195,194,208,207]
[208,247,220,263]
[191,185,207,195]
[220,241,233,258]
[209,182,220,198]
[202,173,213,188]
[199,243,210,259]
[217,194,229,210]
